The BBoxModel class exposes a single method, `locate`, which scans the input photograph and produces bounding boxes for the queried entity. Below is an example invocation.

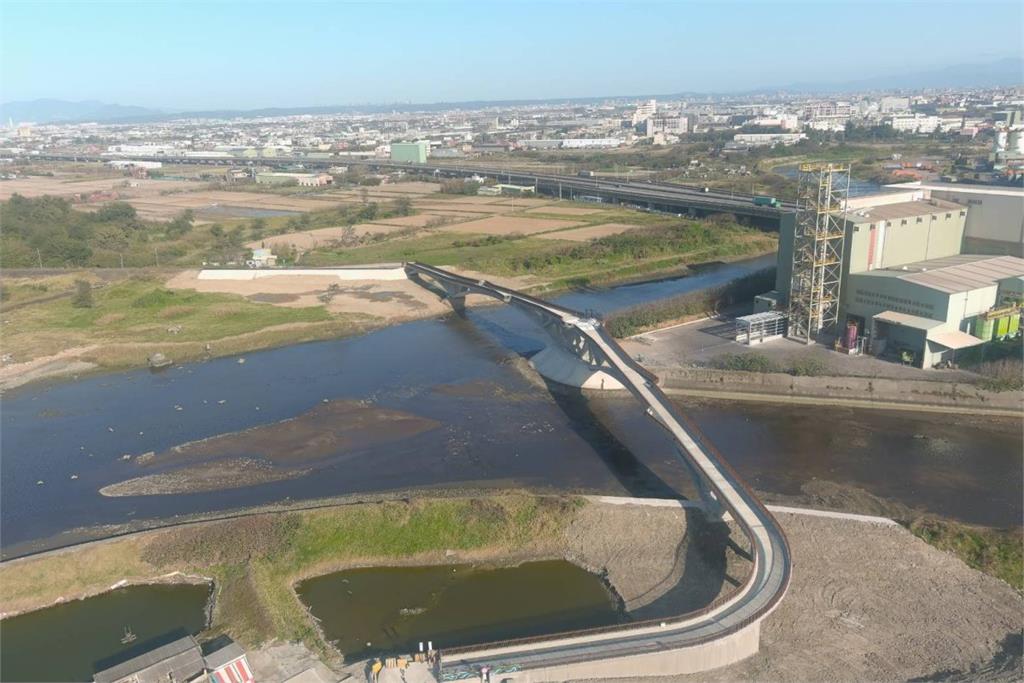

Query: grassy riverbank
[604,267,776,337]
[908,518,1023,591]
[0,272,378,374]
[304,217,777,290]
[0,494,577,657]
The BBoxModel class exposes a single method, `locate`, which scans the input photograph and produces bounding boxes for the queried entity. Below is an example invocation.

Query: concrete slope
[404,263,791,679]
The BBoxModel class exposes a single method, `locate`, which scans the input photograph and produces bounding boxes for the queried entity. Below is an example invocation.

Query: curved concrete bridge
[405,263,791,681]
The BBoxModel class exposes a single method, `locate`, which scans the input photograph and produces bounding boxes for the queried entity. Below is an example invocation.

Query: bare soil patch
[588,512,1024,683]
[369,213,461,228]
[525,205,605,216]
[166,270,453,321]
[0,175,196,201]
[440,215,582,235]
[245,223,409,252]
[536,223,642,241]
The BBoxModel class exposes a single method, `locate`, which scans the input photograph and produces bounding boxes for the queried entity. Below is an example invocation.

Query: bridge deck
[404,263,791,678]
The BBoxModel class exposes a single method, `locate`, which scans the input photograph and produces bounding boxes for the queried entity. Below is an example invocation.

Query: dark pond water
[1,252,1019,558]
[297,561,625,659]
[0,583,209,682]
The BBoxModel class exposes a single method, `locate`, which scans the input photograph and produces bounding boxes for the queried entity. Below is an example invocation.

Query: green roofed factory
[761,166,1023,369]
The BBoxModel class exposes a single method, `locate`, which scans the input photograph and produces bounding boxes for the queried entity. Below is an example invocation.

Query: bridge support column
[529,346,624,390]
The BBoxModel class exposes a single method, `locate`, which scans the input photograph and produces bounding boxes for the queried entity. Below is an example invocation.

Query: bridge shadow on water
[414,278,754,622]
[538,378,752,621]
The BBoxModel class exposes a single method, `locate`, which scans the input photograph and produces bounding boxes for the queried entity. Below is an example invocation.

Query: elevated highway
[33,152,791,226]
[404,263,791,680]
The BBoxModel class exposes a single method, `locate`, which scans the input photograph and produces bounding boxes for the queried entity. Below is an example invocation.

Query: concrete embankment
[651,367,1023,415]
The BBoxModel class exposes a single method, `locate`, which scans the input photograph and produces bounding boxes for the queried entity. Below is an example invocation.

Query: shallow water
[297,561,626,659]
[2,253,1019,557]
[0,583,209,682]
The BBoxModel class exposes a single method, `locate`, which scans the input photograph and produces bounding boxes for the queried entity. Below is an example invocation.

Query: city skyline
[1,0,1021,110]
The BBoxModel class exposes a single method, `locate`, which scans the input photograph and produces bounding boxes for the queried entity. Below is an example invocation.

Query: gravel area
[625,315,980,382]
[582,511,1023,683]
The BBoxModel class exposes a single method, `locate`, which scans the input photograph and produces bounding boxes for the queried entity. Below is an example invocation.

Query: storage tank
[976,317,995,340]
[845,321,858,349]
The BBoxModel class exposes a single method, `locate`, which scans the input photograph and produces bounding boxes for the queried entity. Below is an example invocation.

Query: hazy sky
[1,0,1021,109]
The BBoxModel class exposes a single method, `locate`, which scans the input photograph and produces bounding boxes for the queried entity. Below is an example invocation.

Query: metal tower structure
[787,162,850,344]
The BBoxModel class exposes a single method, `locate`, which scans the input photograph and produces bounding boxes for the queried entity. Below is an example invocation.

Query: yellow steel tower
[787,162,850,344]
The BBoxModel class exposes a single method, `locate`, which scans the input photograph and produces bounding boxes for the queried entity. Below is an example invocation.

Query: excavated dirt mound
[584,511,1023,683]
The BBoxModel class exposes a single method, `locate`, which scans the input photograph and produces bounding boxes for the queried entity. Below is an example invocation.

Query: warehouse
[390,141,429,163]
[845,254,1023,368]
[774,192,969,311]
[885,181,1024,256]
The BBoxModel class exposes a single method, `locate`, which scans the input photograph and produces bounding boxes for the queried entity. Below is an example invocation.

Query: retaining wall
[654,367,1023,412]
[197,265,406,281]
[493,621,760,682]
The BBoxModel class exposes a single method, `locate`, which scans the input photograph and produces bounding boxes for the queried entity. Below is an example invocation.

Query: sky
[1,0,1021,110]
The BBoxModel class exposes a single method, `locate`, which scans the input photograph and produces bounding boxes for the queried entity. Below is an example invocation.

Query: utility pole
[153,246,160,267]
[36,249,43,269]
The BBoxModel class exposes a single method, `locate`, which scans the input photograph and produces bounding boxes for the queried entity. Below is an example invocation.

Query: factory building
[846,254,1023,367]
[769,190,1024,368]
[390,141,429,164]
[885,182,1024,257]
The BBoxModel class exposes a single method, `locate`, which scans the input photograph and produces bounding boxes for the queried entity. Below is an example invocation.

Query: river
[1,254,1019,558]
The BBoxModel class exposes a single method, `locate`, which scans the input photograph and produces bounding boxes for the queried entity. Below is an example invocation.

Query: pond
[297,560,627,660]
[0,583,210,682]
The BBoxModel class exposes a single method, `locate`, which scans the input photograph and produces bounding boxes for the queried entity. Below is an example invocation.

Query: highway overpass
[404,263,791,681]
[33,153,791,227]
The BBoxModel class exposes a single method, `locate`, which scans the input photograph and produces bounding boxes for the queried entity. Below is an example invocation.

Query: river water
[297,561,625,659]
[1,253,1019,558]
[0,583,209,682]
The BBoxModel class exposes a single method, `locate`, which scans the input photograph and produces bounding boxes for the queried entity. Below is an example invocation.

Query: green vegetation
[604,268,776,337]
[307,216,776,289]
[71,279,94,308]
[0,495,578,655]
[909,518,1023,591]
[0,194,413,269]
[708,352,830,377]
[1,273,368,368]
[958,338,1024,392]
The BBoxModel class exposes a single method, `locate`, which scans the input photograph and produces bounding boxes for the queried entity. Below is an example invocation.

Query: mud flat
[100,399,440,496]
[587,510,1023,683]
[100,458,310,496]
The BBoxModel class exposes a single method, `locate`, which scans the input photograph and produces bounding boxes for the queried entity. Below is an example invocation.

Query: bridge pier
[528,346,624,390]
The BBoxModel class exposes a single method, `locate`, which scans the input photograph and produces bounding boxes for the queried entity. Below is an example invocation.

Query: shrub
[788,356,828,376]
[712,352,780,373]
[71,280,94,308]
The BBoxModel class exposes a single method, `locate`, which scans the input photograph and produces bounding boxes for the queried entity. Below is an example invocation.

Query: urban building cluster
[2,87,1022,184]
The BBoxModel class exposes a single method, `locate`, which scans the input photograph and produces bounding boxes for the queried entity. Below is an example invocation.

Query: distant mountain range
[0,99,164,125]
[4,58,1021,125]
[776,57,1024,94]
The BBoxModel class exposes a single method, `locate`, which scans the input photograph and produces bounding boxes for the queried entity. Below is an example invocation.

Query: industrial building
[766,176,1024,368]
[390,140,429,164]
[846,254,1023,367]
[885,182,1024,256]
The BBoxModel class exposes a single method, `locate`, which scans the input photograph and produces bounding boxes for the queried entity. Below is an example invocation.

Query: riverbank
[2,495,1019,683]
[0,493,750,670]
[0,251,774,392]
[651,366,1024,415]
